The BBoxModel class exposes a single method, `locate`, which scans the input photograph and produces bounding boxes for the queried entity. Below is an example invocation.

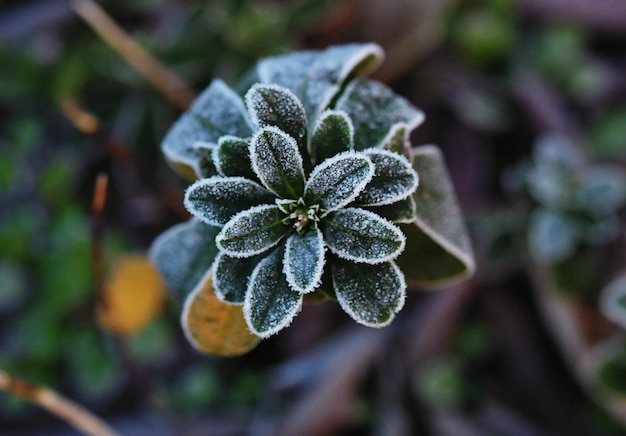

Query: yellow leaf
[182,274,260,356]
[98,255,167,335]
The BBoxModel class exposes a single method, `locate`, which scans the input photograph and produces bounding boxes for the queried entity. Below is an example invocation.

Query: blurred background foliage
[1,0,626,434]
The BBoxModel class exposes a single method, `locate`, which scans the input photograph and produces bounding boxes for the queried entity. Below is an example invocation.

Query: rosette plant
[150,44,474,352]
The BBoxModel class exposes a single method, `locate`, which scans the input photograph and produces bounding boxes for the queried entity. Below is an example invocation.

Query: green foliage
[151,44,473,343]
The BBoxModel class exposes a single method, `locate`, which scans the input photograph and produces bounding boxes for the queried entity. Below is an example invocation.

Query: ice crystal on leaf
[150,43,452,342]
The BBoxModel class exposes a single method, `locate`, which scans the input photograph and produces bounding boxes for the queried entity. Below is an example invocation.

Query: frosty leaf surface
[398,146,475,287]
[355,149,419,206]
[245,84,308,152]
[244,248,302,338]
[380,124,411,157]
[217,205,290,257]
[366,196,416,224]
[193,142,219,178]
[304,152,374,211]
[182,275,260,356]
[162,80,252,178]
[213,252,263,304]
[310,110,353,165]
[257,43,383,128]
[283,228,325,294]
[332,259,405,327]
[213,136,256,180]
[336,78,424,151]
[323,208,405,264]
[250,127,305,199]
[185,177,275,226]
[149,219,220,300]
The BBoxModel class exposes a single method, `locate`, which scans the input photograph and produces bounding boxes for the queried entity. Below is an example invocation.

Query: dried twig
[72,0,196,111]
[0,370,119,436]
[91,172,109,309]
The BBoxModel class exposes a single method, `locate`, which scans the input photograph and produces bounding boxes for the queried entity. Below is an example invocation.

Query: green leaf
[257,43,384,128]
[213,136,257,180]
[245,84,308,153]
[355,149,419,206]
[213,253,263,304]
[336,78,424,151]
[244,248,303,337]
[284,228,325,294]
[194,142,219,178]
[331,259,405,327]
[600,274,626,330]
[323,208,405,264]
[366,196,416,223]
[380,124,411,157]
[162,80,252,179]
[398,146,475,287]
[217,205,291,257]
[310,110,353,165]
[185,177,275,226]
[149,219,220,301]
[250,127,306,199]
[304,152,374,211]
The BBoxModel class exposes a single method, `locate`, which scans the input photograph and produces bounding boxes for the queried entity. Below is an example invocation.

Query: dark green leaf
[213,253,264,304]
[366,196,416,223]
[331,259,405,327]
[355,149,418,206]
[310,110,353,165]
[284,228,325,293]
[213,136,257,180]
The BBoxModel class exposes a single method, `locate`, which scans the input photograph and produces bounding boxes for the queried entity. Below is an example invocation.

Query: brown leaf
[182,274,260,356]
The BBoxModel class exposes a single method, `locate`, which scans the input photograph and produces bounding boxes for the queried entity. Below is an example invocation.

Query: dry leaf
[182,274,260,356]
[98,255,167,335]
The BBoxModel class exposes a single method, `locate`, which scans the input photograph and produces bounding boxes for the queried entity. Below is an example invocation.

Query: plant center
[277,198,323,234]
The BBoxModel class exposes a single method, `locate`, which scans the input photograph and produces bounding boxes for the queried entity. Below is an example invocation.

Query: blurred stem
[0,370,119,436]
[72,0,196,111]
[91,173,108,310]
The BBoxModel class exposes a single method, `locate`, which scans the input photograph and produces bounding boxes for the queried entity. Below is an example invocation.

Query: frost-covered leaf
[367,195,416,223]
[398,146,475,287]
[600,274,626,330]
[185,177,275,226]
[336,78,424,151]
[162,80,252,179]
[194,142,219,178]
[213,136,257,180]
[245,84,308,153]
[332,259,405,327]
[250,127,305,199]
[355,149,419,206]
[98,255,167,335]
[528,209,579,263]
[244,248,302,338]
[149,219,220,300]
[310,110,353,165]
[182,274,260,356]
[213,252,263,304]
[217,205,290,257]
[304,152,374,211]
[577,166,626,214]
[257,43,383,128]
[380,124,411,158]
[323,208,405,264]
[284,228,325,294]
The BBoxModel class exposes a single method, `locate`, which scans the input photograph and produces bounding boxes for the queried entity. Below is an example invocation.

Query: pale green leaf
[149,219,220,300]
[304,152,373,211]
[323,208,405,264]
[310,110,353,165]
[162,80,252,178]
[184,177,275,226]
[283,228,325,294]
[244,248,302,337]
[398,146,475,287]
[355,149,418,206]
[217,205,291,257]
[332,259,405,327]
[336,78,424,151]
[257,43,384,128]
[213,252,263,304]
[250,127,305,199]
[245,84,308,153]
